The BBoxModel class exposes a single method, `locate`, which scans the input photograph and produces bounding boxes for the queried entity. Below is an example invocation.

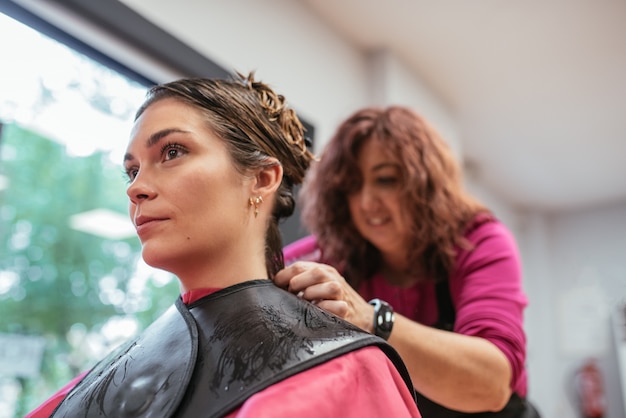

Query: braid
[237,72,315,184]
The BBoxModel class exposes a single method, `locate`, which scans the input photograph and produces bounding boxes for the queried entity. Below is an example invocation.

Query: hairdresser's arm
[389,314,512,412]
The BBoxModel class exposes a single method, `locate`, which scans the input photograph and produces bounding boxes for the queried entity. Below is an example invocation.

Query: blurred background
[0,0,624,417]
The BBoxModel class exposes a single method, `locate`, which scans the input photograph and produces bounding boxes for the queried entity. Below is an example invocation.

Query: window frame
[0,0,231,83]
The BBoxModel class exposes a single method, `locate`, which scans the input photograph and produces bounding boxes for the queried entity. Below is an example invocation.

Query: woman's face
[347,138,410,259]
[123,98,252,274]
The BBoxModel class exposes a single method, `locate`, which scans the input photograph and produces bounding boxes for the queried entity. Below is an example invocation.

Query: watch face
[380,310,395,332]
[370,299,394,339]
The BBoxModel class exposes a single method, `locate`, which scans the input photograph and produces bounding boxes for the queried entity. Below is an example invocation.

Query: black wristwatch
[368,298,395,340]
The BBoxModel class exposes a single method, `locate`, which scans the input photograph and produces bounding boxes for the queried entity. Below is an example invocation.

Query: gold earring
[249,195,263,217]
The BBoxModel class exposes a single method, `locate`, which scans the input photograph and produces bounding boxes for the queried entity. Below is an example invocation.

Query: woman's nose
[358,185,378,210]
[126,171,156,203]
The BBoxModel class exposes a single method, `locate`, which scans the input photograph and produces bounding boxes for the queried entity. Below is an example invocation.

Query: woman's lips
[134,215,168,236]
[366,216,389,226]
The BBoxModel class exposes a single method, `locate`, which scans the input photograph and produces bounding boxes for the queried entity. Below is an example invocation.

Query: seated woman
[26,74,420,418]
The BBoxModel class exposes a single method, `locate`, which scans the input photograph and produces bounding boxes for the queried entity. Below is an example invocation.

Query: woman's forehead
[358,137,398,162]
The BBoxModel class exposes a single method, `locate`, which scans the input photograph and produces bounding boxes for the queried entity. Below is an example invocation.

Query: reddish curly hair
[299,106,489,286]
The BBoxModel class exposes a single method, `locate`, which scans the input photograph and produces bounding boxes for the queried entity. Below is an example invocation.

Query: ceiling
[301,0,626,214]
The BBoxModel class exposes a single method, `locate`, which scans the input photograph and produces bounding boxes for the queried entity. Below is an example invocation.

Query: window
[0,5,179,417]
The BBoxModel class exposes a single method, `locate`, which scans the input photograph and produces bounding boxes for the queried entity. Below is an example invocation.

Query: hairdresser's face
[124,98,251,274]
[347,138,409,259]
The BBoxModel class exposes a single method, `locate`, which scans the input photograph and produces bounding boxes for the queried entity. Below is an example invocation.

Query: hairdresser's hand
[274,261,375,333]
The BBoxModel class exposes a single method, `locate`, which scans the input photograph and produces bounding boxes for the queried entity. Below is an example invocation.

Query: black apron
[51,279,416,417]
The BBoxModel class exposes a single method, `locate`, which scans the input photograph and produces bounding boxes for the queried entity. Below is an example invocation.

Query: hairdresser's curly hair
[300,106,488,286]
[135,71,315,277]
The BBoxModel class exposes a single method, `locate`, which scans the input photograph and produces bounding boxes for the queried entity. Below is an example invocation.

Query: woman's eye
[377,176,398,185]
[161,143,187,161]
[165,148,179,160]
[125,168,139,182]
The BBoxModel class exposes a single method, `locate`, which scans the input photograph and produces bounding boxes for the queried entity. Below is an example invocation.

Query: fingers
[299,280,344,302]
[273,261,306,288]
[314,299,349,319]
[273,263,292,288]
[274,261,342,294]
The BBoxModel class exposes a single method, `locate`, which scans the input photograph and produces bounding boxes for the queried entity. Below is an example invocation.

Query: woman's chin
[140,247,175,272]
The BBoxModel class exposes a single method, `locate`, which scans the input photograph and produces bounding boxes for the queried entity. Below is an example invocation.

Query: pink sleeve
[234,346,421,418]
[24,371,89,418]
[283,235,321,265]
[450,220,528,396]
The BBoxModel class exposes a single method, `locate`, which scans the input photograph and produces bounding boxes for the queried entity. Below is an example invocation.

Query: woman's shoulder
[455,213,522,275]
[453,212,523,288]
[237,346,421,417]
[464,213,516,244]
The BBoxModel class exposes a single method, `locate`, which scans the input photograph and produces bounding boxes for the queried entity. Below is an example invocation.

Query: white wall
[514,203,626,418]
[119,0,370,154]
[552,203,626,418]
[365,49,462,158]
[115,1,626,417]
[517,213,563,416]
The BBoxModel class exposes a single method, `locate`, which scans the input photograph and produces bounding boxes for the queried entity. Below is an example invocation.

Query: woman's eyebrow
[372,162,398,171]
[124,128,189,162]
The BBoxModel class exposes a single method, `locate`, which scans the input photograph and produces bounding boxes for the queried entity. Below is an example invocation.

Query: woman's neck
[172,255,268,292]
[379,253,418,288]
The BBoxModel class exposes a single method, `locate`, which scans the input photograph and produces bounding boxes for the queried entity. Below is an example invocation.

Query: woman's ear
[251,158,283,198]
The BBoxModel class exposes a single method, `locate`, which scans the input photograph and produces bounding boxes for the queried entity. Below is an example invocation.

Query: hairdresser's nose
[357,183,380,211]
[126,170,156,204]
